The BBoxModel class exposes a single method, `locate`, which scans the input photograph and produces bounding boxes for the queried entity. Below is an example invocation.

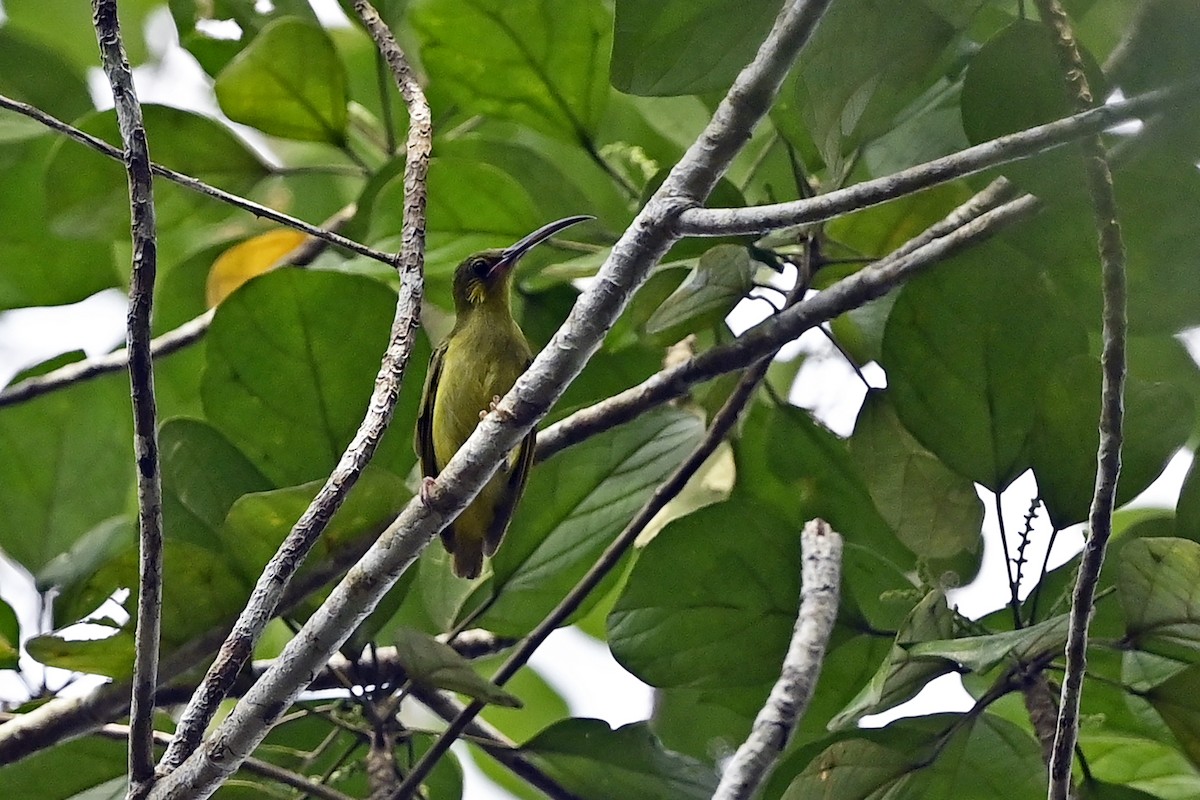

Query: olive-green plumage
[415,216,591,579]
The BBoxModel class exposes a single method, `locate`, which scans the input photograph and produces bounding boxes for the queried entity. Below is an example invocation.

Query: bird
[415,215,593,579]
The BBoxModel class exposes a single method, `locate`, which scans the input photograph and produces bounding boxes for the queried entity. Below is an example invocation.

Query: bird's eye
[470,257,489,277]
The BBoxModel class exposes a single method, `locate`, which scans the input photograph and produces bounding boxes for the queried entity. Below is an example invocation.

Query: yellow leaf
[206,229,308,307]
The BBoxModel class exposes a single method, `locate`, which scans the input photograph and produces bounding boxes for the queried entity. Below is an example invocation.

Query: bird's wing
[484,427,536,557]
[414,338,448,480]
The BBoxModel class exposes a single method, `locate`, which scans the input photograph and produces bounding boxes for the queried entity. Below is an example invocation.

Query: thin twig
[1039,0,1129,797]
[89,2,163,792]
[408,686,585,800]
[157,4,432,773]
[391,258,813,797]
[676,81,1194,236]
[713,519,842,800]
[536,192,1040,463]
[0,205,355,409]
[0,93,395,265]
[148,4,836,797]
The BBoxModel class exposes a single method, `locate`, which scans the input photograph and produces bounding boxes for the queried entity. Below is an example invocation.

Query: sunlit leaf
[206,229,308,307]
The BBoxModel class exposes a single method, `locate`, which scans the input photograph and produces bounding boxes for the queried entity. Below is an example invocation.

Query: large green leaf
[0,29,91,126]
[776,713,1045,800]
[783,0,961,172]
[159,418,274,549]
[610,0,780,96]
[906,613,1070,674]
[0,362,132,574]
[1145,664,1200,772]
[214,17,348,143]
[609,495,911,692]
[643,245,756,340]
[410,0,612,141]
[521,719,717,800]
[737,402,913,569]
[850,390,983,561]
[1080,731,1200,800]
[392,628,521,707]
[829,590,957,729]
[881,242,1089,490]
[1,0,160,68]
[43,105,269,240]
[368,157,542,294]
[1119,538,1200,662]
[1030,357,1194,529]
[0,737,125,800]
[468,406,704,636]
[201,268,422,486]
[962,20,1105,201]
[171,0,322,76]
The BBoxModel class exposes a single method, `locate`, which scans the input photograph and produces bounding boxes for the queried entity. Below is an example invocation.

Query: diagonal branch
[713,518,841,800]
[1037,3,1129,800]
[537,190,1040,463]
[676,81,1193,236]
[156,4,432,773]
[0,93,395,266]
[89,2,164,792]
[0,206,354,409]
[146,3,836,798]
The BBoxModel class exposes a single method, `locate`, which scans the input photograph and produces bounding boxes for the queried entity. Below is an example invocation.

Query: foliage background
[0,0,1199,798]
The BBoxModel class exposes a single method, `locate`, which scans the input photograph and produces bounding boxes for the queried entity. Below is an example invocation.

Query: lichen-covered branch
[89,1,163,791]
[713,519,842,800]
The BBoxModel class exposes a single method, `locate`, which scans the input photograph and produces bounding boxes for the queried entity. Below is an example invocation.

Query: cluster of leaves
[0,0,1199,798]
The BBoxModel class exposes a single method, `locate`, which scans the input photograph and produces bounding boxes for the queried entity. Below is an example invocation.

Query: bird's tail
[452,542,484,580]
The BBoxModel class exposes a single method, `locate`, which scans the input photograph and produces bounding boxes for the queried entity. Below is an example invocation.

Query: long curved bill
[492,214,594,275]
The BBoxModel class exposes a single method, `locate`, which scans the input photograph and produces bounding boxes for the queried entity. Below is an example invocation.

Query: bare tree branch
[0,92,395,265]
[156,5,432,773]
[88,2,163,791]
[1037,2,1129,799]
[0,205,353,409]
[537,191,1040,463]
[713,518,841,800]
[675,81,1192,237]
[146,3,836,798]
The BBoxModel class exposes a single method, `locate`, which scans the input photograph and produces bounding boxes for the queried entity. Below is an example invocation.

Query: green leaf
[784,0,961,172]
[1180,460,1200,543]
[40,517,134,625]
[201,269,422,486]
[470,406,704,635]
[778,713,1045,800]
[1119,538,1200,662]
[643,245,756,339]
[0,367,132,574]
[0,29,91,125]
[737,403,914,571]
[410,0,612,141]
[0,736,126,800]
[392,628,521,707]
[961,19,1106,201]
[25,629,136,679]
[609,499,802,690]
[522,719,717,800]
[159,418,275,549]
[829,590,957,729]
[610,0,780,96]
[217,468,409,590]
[1030,357,1194,529]
[906,613,1070,674]
[881,242,1089,490]
[0,597,18,670]
[850,390,983,561]
[1079,730,1200,799]
[214,17,348,142]
[368,157,542,291]
[1144,664,1200,772]
[43,105,269,240]
[171,0,322,76]
[2,0,159,68]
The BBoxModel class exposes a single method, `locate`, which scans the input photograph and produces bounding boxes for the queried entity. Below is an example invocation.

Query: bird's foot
[419,477,437,506]
[480,395,514,422]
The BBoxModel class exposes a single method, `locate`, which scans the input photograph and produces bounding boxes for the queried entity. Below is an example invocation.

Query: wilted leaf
[206,229,308,307]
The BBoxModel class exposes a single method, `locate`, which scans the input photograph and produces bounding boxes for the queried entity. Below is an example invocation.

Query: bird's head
[452,215,592,314]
